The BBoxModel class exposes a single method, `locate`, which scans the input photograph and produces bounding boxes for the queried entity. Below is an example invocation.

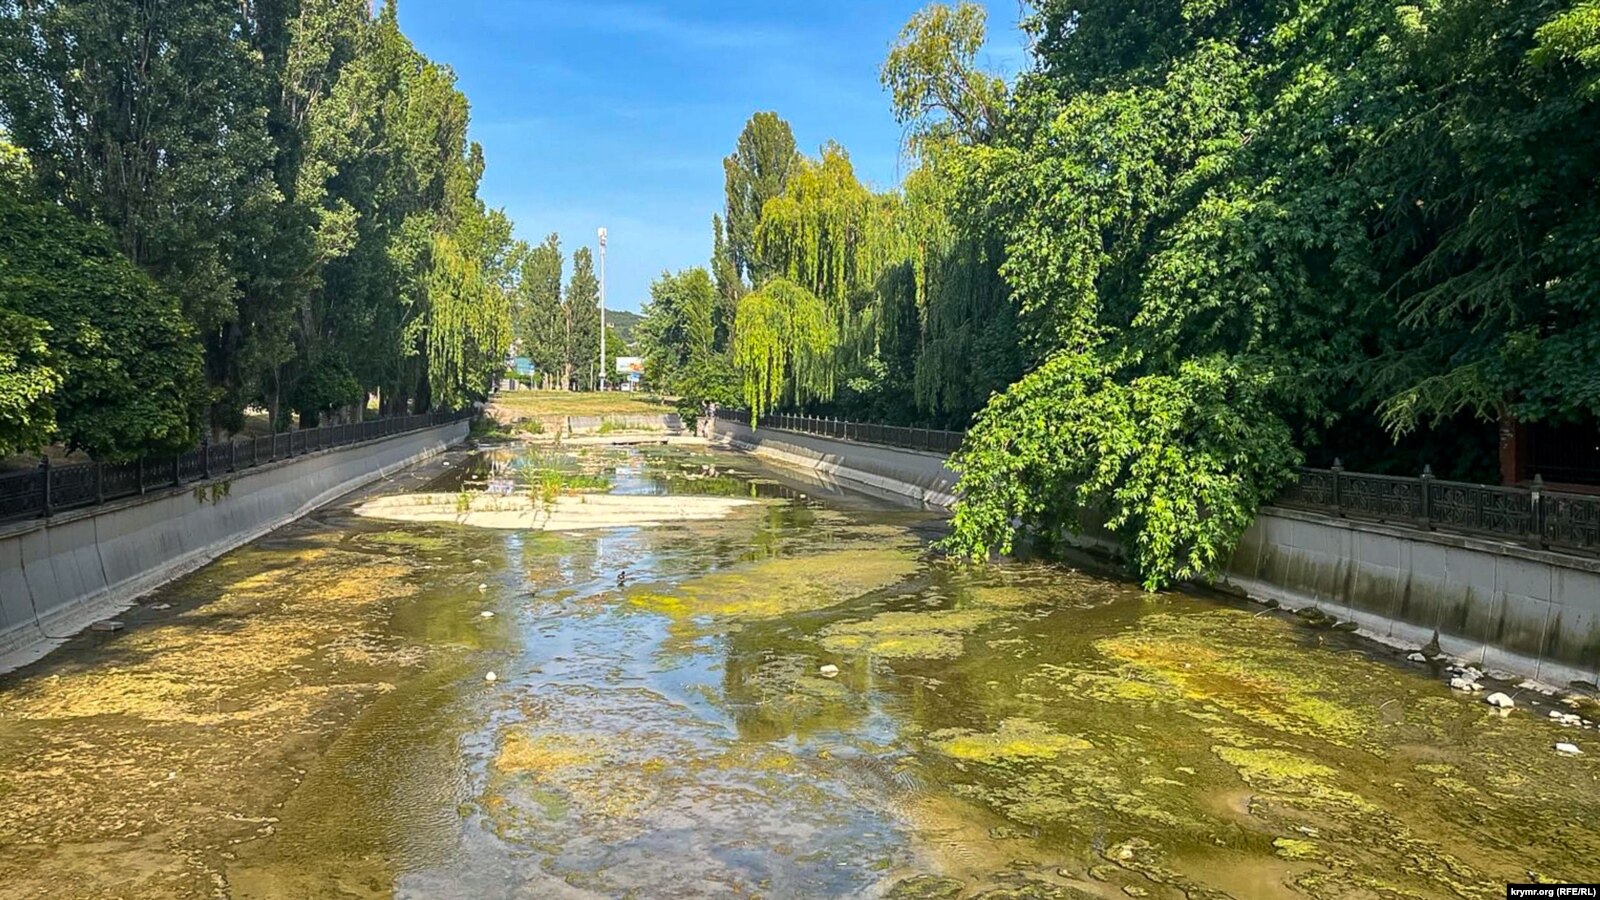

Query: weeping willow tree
[731,279,837,420]
[424,230,511,410]
[754,143,917,398]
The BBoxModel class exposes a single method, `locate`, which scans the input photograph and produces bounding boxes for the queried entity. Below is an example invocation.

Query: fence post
[1532,474,1545,548]
[39,456,51,518]
[230,440,237,472]
[1419,465,1434,529]
[95,460,104,505]
[137,458,146,496]
[201,439,211,480]
[172,454,181,487]
[1331,458,1344,515]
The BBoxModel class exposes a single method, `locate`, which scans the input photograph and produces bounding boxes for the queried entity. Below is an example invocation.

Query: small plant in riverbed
[456,491,472,514]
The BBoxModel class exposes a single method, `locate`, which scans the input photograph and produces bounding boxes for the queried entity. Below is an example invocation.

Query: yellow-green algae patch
[494,731,608,775]
[1095,610,1376,746]
[818,609,1000,659]
[630,547,921,620]
[354,529,455,553]
[930,718,1092,763]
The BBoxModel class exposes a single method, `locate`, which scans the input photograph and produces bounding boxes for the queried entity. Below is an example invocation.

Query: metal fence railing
[715,408,965,455]
[0,409,474,525]
[1276,463,1600,556]
[720,410,1600,557]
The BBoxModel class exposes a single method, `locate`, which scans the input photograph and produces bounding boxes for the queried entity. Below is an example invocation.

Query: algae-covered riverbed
[1,444,1597,898]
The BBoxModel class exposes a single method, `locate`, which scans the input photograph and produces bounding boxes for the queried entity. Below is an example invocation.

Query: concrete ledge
[0,421,467,673]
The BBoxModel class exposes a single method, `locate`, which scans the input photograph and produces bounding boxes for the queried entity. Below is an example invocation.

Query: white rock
[1486,692,1514,709]
[152,604,173,611]
[477,583,488,592]
[819,664,840,679]
[1450,677,1475,692]
[1551,710,1566,720]
[480,611,495,619]
[1556,742,1583,756]
[1407,653,1428,663]
[484,671,498,683]
[1470,682,1486,692]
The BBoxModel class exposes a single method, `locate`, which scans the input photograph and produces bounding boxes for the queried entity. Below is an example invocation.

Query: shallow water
[1,443,1598,899]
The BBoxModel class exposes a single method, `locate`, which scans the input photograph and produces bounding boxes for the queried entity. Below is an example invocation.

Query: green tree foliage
[516,234,567,388]
[723,112,799,284]
[931,0,1600,584]
[732,279,837,419]
[639,268,718,388]
[882,2,1007,149]
[0,177,205,459]
[0,0,517,450]
[565,247,603,390]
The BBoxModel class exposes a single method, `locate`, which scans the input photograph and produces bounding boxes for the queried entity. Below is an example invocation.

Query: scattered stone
[1122,888,1150,898]
[818,664,840,678]
[1551,710,1566,720]
[1450,677,1475,692]
[1332,620,1360,632]
[484,671,498,683]
[151,604,173,611]
[1486,692,1515,709]
[1470,682,1486,693]
[480,611,495,619]
[1407,652,1428,663]
[477,583,488,592]
[1556,743,1583,756]
[89,619,125,633]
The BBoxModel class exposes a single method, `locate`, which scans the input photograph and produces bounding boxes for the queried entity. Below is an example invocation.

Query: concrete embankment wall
[711,420,1600,687]
[713,419,958,508]
[0,421,468,673]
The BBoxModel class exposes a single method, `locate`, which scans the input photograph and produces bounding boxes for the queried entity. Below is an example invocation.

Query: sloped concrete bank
[712,418,957,507]
[0,420,468,673]
[711,419,1600,688]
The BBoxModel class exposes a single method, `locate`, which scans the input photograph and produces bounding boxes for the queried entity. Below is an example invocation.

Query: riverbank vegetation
[638,0,1600,587]
[0,0,518,460]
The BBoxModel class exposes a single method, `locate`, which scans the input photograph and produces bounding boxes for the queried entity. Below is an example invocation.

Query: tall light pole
[597,227,607,392]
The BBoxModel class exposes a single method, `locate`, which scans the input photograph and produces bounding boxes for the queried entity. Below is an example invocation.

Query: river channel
[1,442,1597,899]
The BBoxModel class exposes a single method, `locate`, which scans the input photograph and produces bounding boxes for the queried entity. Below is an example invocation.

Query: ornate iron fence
[1275,463,1600,554]
[0,409,474,524]
[714,408,965,455]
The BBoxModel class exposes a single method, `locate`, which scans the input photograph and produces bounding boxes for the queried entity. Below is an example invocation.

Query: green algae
[629,547,921,620]
[931,719,1092,763]
[1095,611,1375,746]
[1271,837,1321,860]
[819,609,1001,659]
[356,529,454,553]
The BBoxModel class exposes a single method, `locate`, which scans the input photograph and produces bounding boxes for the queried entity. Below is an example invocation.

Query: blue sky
[397,0,1029,312]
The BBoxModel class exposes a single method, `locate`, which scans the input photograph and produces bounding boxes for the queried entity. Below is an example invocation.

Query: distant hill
[606,309,644,349]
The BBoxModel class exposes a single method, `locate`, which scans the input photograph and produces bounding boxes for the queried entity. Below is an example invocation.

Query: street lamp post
[598,227,607,392]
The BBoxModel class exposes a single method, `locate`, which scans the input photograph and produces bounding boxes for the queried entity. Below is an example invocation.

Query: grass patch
[490,391,673,418]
